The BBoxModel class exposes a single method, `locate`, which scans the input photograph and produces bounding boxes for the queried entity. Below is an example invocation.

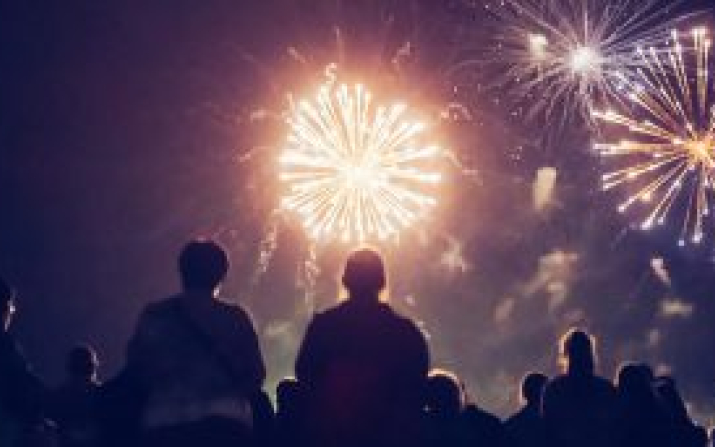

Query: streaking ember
[594,28,714,246]
[279,78,442,243]
[488,0,680,125]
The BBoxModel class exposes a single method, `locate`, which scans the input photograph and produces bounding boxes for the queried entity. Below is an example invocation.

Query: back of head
[341,248,386,301]
[277,377,303,414]
[67,344,98,381]
[616,362,652,396]
[426,369,465,418]
[521,372,548,407]
[560,328,596,375]
[178,239,229,292]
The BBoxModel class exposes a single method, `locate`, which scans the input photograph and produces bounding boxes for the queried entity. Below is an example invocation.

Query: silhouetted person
[541,328,619,447]
[0,276,49,446]
[614,362,669,447]
[48,345,101,447]
[655,376,706,447]
[274,378,308,447]
[505,372,549,447]
[126,239,266,447]
[425,369,507,447]
[295,248,430,447]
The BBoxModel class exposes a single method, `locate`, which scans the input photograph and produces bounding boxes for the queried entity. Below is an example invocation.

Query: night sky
[1,0,715,423]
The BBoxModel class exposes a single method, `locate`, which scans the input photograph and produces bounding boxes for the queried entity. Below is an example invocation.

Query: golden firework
[280,80,442,243]
[594,28,714,245]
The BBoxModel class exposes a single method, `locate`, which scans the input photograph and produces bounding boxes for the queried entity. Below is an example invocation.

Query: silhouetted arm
[230,307,266,392]
[295,316,325,385]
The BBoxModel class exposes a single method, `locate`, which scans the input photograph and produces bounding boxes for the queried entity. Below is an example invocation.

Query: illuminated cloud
[439,235,471,275]
[523,249,579,311]
[533,167,557,212]
[660,299,695,319]
[494,297,516,323]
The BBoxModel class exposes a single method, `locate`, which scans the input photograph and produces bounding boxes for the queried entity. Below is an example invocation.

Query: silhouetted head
[520,372,548,407]
[426,369,465,418]
[178,239,229,294]
[66,344,99,383]
[0,276,16,331]
[341,248,387,302]
[559,328,596,375]
[616,362,653,397]
[276,377,303,416]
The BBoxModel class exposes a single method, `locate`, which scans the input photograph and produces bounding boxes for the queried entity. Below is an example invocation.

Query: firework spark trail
[279,78,442,243]
[487,0,682,125]
[594,28,714,246]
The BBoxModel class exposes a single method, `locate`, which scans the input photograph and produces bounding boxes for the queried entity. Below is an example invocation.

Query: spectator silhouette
[505,372,549,447]
[126,239,266,447]
[48,345,101,447]
[425,369,507,447]
[0,276,50,446]
[614,362,669,447]
[541,328,619,447]
[274,377,308,447]
[655,376,706,447]
[295,248,430,447]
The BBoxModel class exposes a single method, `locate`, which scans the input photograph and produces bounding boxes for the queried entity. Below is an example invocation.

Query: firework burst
[594,28,714,246]
[488,0,681,125]
[280,78,442,243]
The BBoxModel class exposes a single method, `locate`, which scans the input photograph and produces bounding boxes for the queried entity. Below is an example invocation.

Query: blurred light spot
[650,257,672,286]
[533,167,558,211]
[660,298,694,318]
[494,297,515,323]
[440,236,471,274]
[647,328,661,347]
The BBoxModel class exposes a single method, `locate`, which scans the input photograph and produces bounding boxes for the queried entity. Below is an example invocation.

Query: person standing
[126,239,266,447]
[295,248,430,447]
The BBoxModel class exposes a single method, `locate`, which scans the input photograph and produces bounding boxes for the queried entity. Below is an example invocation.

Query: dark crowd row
[0,240,711,447]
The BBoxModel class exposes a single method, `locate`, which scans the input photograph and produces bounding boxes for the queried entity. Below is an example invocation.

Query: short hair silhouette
[615,362,653,391]
[559,328,596,374]
[520,372,548,406]
[66,344,98,380]
[178,239,229,290]
[426,369,465,416]
[341,248,386,299]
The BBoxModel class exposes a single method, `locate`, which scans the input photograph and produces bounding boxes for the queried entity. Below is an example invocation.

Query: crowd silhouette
[0,240,711,447]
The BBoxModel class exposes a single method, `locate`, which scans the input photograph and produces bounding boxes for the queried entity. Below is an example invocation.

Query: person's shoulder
[546,373,568,386]
[140,296,180,318]
[464,404,502,426]
[214,298,257,325]
[543,374,570,395]
[312,301,350,322]
[591,374,617,393]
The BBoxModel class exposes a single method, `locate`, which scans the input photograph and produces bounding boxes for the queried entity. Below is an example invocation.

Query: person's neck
[348,294,380,306]
[182,288,218,299]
